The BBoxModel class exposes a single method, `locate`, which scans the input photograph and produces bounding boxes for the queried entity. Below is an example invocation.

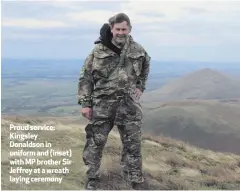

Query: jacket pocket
[127,52,145,76]
[92,50,116,79]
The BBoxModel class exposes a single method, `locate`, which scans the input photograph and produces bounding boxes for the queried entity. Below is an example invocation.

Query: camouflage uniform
[77,35,150,184]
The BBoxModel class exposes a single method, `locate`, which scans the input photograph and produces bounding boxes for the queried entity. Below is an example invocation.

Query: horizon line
[2,57,240,63]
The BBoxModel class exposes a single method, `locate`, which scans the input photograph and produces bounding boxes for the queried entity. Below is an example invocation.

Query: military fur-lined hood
[94,23,112,44]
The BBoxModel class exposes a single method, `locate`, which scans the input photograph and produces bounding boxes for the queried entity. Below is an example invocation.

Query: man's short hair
[108,13,132,27]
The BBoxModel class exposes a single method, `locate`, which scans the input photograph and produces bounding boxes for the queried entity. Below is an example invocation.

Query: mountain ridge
[142,68,240,102]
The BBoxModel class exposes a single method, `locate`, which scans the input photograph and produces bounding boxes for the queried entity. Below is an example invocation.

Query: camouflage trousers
[82,92,144,183]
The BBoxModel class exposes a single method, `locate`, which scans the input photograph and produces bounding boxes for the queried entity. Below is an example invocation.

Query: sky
[2,0,240,62]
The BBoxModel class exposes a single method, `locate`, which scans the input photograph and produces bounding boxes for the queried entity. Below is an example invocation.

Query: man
[77,13,150,190]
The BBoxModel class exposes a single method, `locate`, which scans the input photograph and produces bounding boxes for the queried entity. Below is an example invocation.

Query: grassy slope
[142,100,240,154]
[1,116,240,190]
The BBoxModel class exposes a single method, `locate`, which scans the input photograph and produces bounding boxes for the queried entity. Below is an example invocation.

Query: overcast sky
[2,0,240,62]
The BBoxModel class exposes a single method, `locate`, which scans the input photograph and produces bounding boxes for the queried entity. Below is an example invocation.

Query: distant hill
[141,68,240,102]
[1,116,240,190]
[142,100,240,154]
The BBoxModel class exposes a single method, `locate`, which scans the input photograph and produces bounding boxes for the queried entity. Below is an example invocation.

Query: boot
[131,182,144,190]
[85,178,100,190]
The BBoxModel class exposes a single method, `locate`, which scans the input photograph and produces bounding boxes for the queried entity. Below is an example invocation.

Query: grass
[2,116,240,190]
[142,100,240,154]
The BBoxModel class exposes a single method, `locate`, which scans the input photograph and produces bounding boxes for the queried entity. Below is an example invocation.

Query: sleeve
[77,51,94,108]
[136,51,151,92]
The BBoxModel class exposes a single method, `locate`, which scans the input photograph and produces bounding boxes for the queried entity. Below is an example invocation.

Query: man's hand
[81,107,92,120]
[135,88,143,100]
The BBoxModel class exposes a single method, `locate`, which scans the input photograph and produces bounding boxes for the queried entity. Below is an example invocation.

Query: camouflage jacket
[77,36,151,108]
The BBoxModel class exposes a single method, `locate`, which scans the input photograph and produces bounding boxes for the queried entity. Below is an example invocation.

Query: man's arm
[136,51,151,92]
[77,51,94,108]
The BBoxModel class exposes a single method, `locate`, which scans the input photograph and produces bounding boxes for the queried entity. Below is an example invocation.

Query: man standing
[77,13,150,190]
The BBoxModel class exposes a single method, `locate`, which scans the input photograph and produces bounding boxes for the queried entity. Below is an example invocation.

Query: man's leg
[122,96,144,184]
[124,122,143,183]
[83,121,113,179]
[117,125,128,173]
[82,98,116,189]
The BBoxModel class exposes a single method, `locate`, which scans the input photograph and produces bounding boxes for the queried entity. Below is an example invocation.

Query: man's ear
[129,25,132,33]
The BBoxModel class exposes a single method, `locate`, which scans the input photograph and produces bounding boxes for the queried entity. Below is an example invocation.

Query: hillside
[142,68,240,102]
[142,99,240,154]
[1,116,240,190]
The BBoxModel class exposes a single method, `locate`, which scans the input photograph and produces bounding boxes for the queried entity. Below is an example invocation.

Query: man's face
[110,21,131,46]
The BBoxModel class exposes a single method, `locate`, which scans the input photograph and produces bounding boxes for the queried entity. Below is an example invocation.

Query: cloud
[7,0,83,10]
[2,1,75,19]
[66,10,167,25]
[66,10,121,24]
[136,31,222,46]
[119,0,240,48]
[120,0,240,22]
[2,0,240,61]
[182,7,208,15]
[2,18,68,28]
[3,33,94,41]
[120,1,187,21]
[40,0,82,10]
